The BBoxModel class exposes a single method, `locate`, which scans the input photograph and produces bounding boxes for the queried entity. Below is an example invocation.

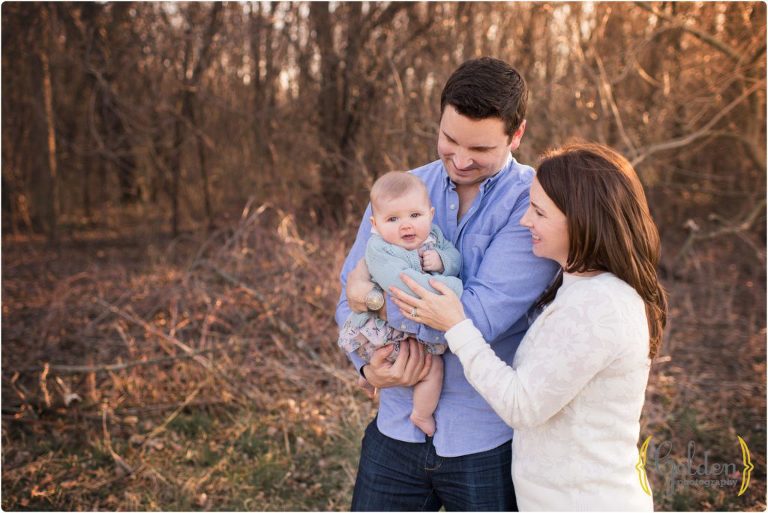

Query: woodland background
[1,2,766,510]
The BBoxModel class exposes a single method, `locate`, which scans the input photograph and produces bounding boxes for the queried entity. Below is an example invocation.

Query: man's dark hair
[440,57,528,137]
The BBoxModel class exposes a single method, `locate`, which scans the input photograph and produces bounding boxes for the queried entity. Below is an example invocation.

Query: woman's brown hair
[534,142,668,358]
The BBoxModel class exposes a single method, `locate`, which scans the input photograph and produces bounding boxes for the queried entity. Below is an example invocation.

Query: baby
[339,171,463,436]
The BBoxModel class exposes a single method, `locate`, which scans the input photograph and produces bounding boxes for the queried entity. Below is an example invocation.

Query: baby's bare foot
[410,412,436,437]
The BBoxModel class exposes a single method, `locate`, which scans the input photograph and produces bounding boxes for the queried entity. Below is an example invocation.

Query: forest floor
[1,202,765,511]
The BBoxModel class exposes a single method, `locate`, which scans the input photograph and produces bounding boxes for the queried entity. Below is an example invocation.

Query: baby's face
[371,189,434,251]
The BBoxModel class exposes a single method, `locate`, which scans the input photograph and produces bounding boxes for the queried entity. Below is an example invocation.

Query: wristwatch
[364,284,385,311]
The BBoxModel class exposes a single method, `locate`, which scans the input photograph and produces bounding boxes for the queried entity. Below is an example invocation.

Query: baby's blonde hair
[370,172,429,213]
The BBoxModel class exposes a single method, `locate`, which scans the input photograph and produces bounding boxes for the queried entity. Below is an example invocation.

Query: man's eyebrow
[442,130,495,150]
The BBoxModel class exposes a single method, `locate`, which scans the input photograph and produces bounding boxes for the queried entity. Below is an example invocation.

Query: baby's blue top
[346,224,463,336]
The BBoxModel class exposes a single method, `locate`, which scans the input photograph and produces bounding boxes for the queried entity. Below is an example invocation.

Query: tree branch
[709,131,766,173]
[593,50,637,156]
[96,299,266,406]
[672,197,766,268]
[635,2,741,61]
[19,350,215,375]
[631,80,765,167]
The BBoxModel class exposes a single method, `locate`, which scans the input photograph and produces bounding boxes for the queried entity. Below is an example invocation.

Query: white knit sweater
[445,272,654,511]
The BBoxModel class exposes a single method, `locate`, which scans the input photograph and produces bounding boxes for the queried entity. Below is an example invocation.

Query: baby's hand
[420,249,445,273]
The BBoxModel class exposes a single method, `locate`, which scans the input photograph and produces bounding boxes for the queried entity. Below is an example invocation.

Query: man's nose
[453,151,474,170]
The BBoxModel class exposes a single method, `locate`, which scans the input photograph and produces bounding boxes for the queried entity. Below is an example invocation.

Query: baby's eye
[411,213,422,218]
[387,216,398,222]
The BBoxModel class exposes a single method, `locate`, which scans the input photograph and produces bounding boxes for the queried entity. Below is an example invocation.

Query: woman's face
[520,177,569,268]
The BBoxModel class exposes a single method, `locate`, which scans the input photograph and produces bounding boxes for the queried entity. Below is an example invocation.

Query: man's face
[437,105,526,188]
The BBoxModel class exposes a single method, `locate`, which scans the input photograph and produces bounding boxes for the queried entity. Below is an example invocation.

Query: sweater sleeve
[445,285,624,429]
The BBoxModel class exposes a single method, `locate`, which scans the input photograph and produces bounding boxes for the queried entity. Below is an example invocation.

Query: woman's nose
[520,209,532,227]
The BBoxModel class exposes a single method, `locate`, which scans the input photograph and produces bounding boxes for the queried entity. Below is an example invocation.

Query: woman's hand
[389,274,467,332]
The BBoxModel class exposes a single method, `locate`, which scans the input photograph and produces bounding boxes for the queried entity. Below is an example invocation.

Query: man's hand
[346,259,374,313]
[361,339,432,389]
[420,249,445,273]
[346,258,388,320]
[357,376,376,399]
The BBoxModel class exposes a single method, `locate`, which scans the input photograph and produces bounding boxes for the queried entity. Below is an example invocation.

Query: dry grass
[1,202,765,511]
[2,201,375,510]
[642,240,766,511]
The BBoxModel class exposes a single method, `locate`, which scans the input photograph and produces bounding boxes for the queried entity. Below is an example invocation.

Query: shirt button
[450,204,456,210]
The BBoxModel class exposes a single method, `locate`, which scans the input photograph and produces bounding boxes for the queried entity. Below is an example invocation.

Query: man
[335,57,559,511]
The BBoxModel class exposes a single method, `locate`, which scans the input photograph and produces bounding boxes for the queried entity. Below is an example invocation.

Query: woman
[390,142,668,511]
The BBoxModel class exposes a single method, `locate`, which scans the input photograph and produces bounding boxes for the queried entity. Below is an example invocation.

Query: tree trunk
[192,103,214,231]
[310,2,347,225]
[170,2,222,236]
[40,5,59,243]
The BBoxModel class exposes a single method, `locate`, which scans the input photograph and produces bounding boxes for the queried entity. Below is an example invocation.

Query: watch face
[366,290,385,310]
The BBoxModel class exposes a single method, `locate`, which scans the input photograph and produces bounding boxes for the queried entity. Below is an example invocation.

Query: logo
[737,436,755,496]
[636,435,754,496]
[636,436,653,495]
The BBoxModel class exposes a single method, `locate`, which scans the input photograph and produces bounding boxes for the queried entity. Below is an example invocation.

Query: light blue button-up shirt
[335,156,559,457]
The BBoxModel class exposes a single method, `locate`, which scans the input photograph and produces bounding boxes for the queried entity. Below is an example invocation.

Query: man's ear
[509,119,527,152]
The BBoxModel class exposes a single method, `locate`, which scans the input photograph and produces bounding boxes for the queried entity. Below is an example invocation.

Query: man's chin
[449,172,482,185]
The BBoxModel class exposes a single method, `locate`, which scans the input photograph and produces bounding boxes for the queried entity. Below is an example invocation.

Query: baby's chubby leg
[410,354,443,437]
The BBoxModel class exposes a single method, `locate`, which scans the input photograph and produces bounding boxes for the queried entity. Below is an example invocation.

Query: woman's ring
[411,307,418,317]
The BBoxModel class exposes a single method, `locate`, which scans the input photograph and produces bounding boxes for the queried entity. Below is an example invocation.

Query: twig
[7,372,38,419]
[672,198,766,268]
[19,350,215,375]
[634,2,742,61]
[593,50,637,157]
[39,363,52,408]
[208,264,319,358]
[631,81,765,167]
[208,264,269,303]
[142,461,178,488]
[140,379,208,447]
[115,399,229,416]
[101,403,134,475]
[182,423,249,495]
[96,298,264,406]
[1,398,230,424]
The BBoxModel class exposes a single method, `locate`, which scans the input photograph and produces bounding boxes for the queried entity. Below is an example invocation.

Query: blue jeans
[351,418,517,511]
